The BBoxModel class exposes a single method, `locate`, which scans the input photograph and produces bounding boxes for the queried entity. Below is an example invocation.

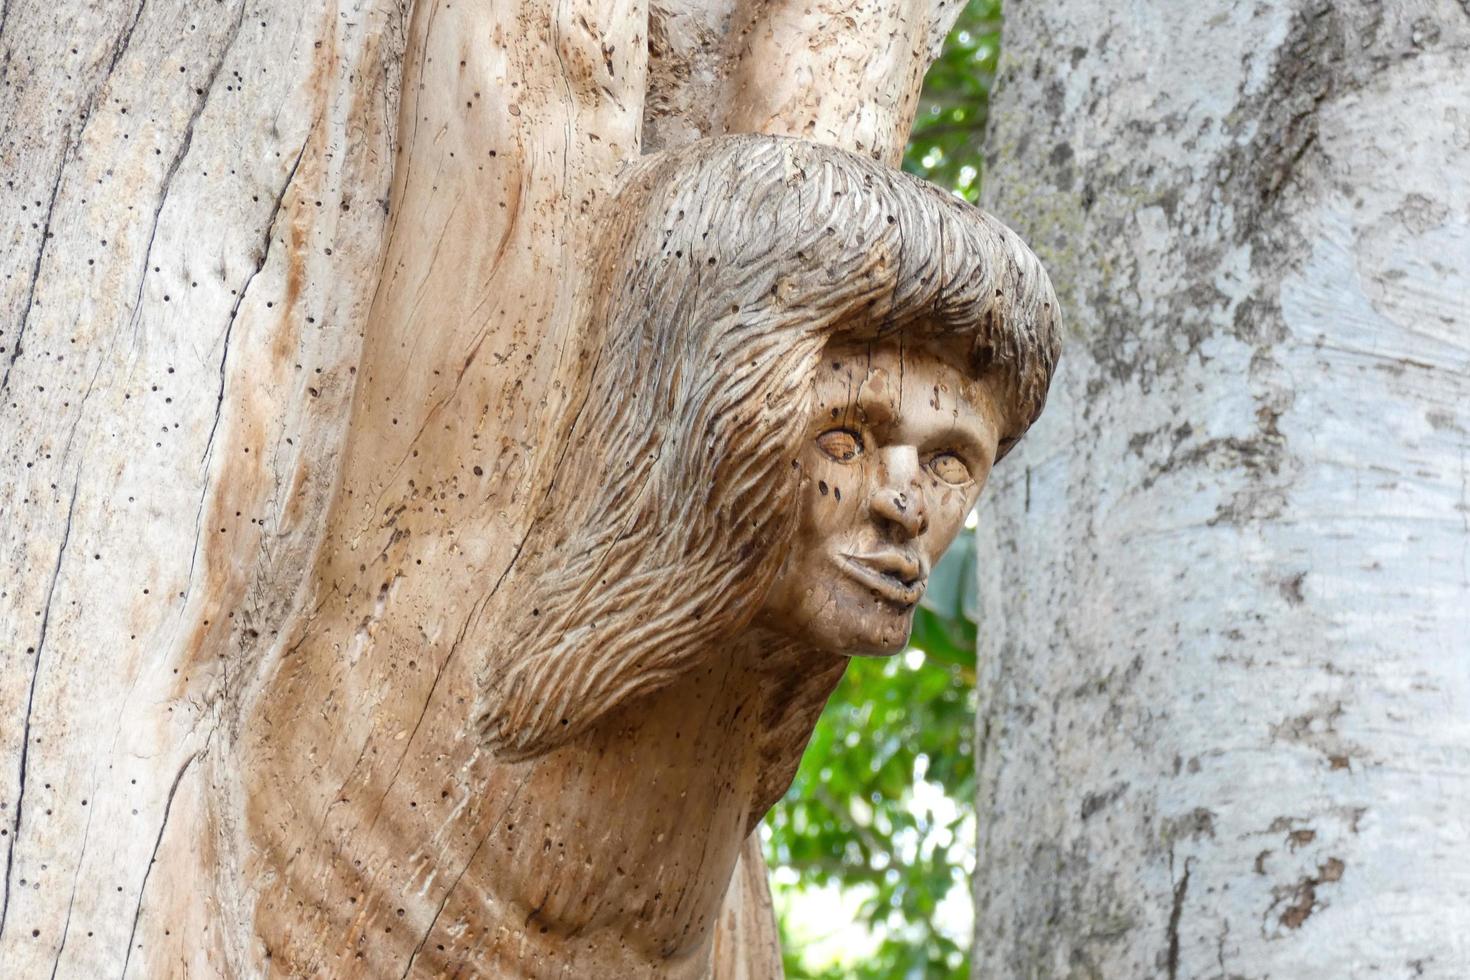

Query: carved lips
[840,551,926,607]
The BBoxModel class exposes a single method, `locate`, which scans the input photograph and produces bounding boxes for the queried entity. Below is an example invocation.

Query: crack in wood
[0,472,80,941]
[356,593,484,844]
[103,0,149,80]
[0,154,66,393]
[199,138,310,472]
[1,0,153,391]
[46,764,97,980]
[127,0,249,343]
[119,748,203,979]
[1166,856,1192,980]
[397,775,530,979]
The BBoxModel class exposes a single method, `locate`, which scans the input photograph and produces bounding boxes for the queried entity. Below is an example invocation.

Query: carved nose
[871,450,927,538]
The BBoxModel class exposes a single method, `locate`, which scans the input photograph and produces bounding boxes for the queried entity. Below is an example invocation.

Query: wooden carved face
[758,339,1005,655]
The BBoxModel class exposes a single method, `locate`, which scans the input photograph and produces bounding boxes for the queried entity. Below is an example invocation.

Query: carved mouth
[840,553,926,608]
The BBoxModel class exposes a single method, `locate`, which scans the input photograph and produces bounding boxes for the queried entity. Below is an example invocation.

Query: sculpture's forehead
[816,338,998,425]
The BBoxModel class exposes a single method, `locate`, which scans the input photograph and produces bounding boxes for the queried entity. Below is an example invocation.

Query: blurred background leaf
[902,0,1003,204]
[762,3,1002,975]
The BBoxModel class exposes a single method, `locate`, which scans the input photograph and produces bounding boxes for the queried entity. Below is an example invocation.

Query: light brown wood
[243,133,1058,978]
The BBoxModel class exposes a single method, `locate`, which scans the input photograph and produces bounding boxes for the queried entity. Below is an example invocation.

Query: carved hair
[478,134,1060,759]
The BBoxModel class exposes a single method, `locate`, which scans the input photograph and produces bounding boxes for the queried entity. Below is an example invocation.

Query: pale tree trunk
[1,3,409,975]
[0,0,963,976]
[975,1,1470,977]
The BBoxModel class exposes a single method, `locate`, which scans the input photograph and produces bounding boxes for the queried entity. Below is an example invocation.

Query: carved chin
[865,620,916,655]
[839,610,915,657]
[768,593,917,658]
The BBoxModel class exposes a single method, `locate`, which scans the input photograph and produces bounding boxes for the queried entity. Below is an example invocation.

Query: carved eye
[816,429,863,462]
[927,452,972,486]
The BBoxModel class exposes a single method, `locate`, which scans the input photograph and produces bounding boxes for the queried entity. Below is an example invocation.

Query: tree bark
[974,2,1470,977]
[1,0,970,975]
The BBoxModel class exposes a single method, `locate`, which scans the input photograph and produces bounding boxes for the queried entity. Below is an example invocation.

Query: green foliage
[903,0,1003,203]
[764,4,1002,975]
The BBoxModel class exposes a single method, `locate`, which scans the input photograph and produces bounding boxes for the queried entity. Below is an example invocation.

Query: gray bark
[975,2,1470,977]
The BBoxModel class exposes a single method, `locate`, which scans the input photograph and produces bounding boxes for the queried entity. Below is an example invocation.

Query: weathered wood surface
[2,0,996,976]
[243,131,1057,976]
[975,3,1470,977]
[1,3,409,976]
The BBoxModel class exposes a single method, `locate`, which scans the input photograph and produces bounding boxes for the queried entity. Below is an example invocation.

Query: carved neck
[475,628,845,974]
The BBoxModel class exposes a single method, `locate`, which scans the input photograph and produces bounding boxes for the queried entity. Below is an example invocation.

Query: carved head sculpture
[478,134,1060,759]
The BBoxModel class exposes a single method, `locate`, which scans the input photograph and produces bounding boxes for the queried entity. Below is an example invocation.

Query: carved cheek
[828,461,862,509]
[925,485,971,551]
[806,440,863,499]
[808,467,850,535]
[801,462,841,546]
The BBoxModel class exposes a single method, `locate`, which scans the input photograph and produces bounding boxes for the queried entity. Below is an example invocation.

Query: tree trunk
[974,2,1470,977]
[1,3,408,975]
[1,0,969,976]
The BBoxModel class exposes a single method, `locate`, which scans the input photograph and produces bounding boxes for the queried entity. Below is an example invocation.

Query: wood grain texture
[0,0,1052,975]
[244,132,1058,978]
[0,2,407,974]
